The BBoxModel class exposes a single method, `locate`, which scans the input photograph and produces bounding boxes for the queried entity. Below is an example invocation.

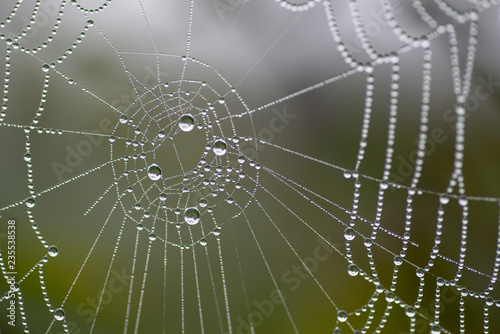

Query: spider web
[1,0,500,333]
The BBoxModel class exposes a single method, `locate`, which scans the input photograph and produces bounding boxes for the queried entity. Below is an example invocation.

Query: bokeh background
[1,0,500,333]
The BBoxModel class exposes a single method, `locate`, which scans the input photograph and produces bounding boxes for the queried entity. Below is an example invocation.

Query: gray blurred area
[0,0,500,333]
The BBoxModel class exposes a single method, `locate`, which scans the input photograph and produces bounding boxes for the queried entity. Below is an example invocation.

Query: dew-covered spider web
[1,0,500,333]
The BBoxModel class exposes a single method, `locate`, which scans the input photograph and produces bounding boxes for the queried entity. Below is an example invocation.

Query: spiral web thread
[0,0,500,333]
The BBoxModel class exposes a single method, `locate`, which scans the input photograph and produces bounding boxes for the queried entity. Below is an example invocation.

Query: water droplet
[337,310,348,322]
[344,228,355,241]
[48,246,58,257]
[199,198,208,207]
[134,203,142,210]
[54,308,65,321]
[158,130,166,138]
[213,227,221,236]
[430,324,441,334]
[147,164,162,181]
[439,193,449,205]
[458,196,468,207]
[149,233,156,241]
[200,238,207,246]
[385,292,395,302]
[416,268,425,278]
[237,156,245,164]
[347,264,359,276]
[218,97,225,104]
[159,193,167,201]
[184,208,200,225]
[24,153,31,162]
[213,139,227,156]
[25,197,35,208]
[42,64,50,72]
[486,297,494,306]
[87,19,94,27]
[394,255,403,266]
[109,136,115,143]
[405,306,416,317]
[333,329,342,334]
[119,115,128,124]
[178,114,195,132]
[364,238,373,247]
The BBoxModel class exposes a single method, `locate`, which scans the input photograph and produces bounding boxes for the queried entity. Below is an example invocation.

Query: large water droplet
[344,227,355,241]
[178,114,195,132]
[119,115,128,124]
[337,310,348,322]
[184,208,200,225]
[458,196,468,207]
[405,306,416,317]
[147,164,162,181]
[213,139,227,156]
[439,193,449,205]
[48,246,58,257]
[26,197,35,208]
[394,256,403,266]
[347,264,359,276]
[430,324,441,334]
[54,308,65,321]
